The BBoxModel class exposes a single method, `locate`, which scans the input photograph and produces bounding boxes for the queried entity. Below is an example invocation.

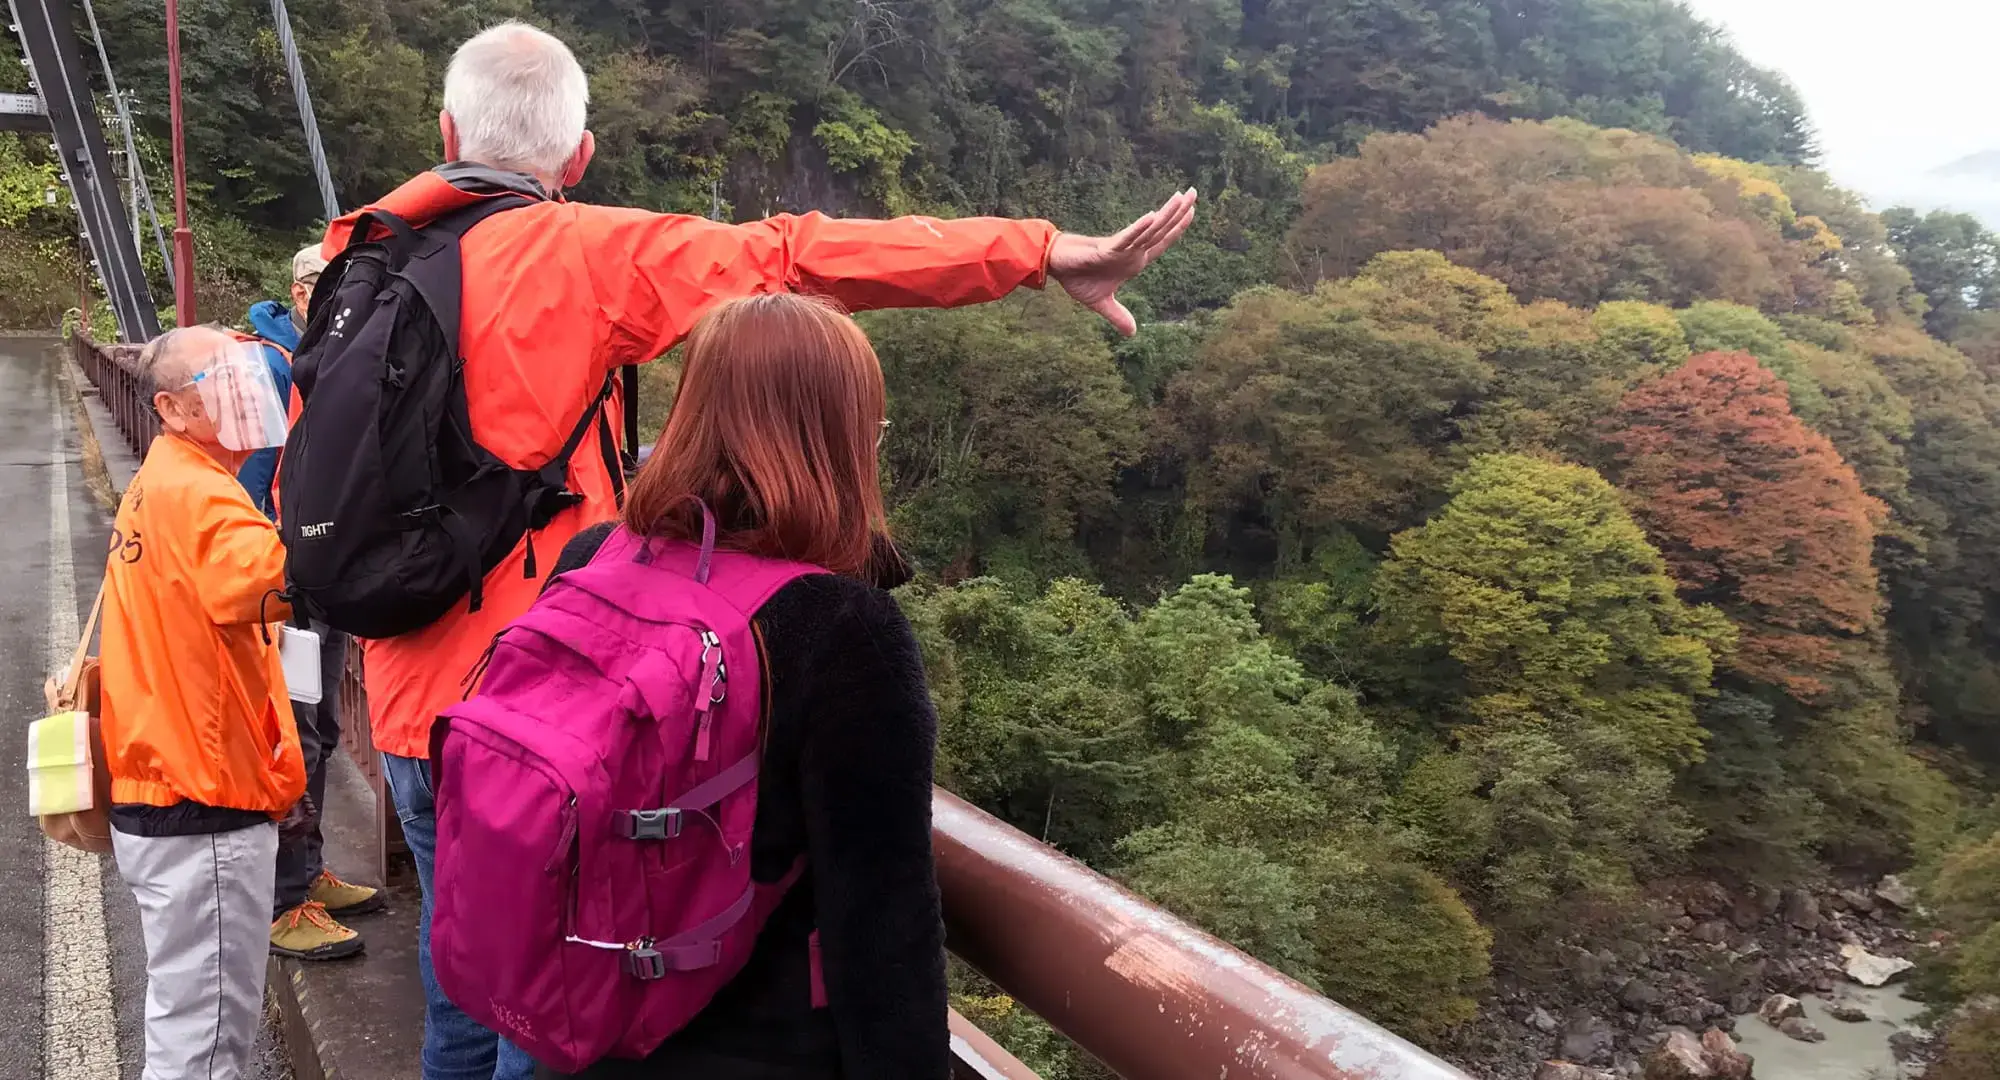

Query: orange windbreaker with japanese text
[100,434,306,811]
[320,165,1060,759]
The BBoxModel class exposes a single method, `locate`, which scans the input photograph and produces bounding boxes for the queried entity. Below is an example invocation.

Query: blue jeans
[382,752,538,1080]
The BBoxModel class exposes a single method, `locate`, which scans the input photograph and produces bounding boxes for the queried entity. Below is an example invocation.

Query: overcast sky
[1680,0,2000,218]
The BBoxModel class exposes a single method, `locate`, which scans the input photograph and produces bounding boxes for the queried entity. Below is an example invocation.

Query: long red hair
[622,293,888,576]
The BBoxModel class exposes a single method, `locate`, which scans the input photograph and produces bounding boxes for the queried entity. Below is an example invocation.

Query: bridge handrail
[70,331,1471,1080]
[71,334,157,458]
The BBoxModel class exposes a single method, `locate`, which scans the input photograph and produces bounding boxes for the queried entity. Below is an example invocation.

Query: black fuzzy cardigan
[537,524,947,1080]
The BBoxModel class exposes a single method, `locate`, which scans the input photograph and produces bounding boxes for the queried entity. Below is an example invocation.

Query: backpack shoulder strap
[541,376,617,488]
[623,502,825,614]
[228,327,291,365]
[394,194,539,361]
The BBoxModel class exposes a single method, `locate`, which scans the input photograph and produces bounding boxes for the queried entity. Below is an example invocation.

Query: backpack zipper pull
[692,629,724,762]
[460,630,505,698]
[543,796,578,874]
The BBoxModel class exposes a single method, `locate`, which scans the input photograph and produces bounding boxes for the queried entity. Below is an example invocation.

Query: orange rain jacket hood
[319,164,1059,759]
[100,434,306,812]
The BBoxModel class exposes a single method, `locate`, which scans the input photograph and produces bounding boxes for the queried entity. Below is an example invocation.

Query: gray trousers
[113,822,280,1080]
[274,623,347,914]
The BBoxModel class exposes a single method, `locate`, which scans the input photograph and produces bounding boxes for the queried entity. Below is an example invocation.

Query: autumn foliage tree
[1162,256,1495,560]
[1283,117,1836,313]
[1600,352,1884,701]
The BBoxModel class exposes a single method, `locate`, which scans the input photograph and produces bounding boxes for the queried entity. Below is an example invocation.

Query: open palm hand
[1048,189,1199,336]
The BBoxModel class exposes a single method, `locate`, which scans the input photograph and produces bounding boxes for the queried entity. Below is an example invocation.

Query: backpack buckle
[619,808,682,841]
[625,943,667,981]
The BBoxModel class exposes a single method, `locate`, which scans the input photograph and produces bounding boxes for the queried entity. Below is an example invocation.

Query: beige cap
[293,244,329,284]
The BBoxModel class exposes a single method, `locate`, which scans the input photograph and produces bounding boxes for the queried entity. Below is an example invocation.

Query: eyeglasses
[877,419,891,449]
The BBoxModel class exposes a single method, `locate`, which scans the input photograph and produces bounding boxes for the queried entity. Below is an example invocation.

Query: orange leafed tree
[1601,352,1885,700]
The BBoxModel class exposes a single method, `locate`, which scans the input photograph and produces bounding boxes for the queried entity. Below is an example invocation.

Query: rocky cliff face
[724,132,872,221]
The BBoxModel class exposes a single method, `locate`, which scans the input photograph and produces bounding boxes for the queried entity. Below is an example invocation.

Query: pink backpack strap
[586,519,652,568]
[617,500,825,613]
[808,929,828,1008]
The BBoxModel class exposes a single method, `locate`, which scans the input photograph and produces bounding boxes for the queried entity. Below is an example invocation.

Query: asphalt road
[0,336,288,1079]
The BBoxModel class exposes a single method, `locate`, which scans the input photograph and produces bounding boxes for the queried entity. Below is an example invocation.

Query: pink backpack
[429,513,822,1071]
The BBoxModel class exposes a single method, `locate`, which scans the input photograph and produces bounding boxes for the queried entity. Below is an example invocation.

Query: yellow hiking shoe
[307,868,385,917]
[270,901,364,960]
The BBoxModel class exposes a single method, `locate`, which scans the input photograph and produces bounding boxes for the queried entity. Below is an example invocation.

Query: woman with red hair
[538,293,943,1079]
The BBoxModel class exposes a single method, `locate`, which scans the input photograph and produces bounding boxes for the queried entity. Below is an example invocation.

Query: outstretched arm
[584,189,1198,362]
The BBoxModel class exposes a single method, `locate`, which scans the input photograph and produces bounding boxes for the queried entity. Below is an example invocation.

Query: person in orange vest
[240,245,383,961]
[100,325,308,1080]
[319,21,1196,1080]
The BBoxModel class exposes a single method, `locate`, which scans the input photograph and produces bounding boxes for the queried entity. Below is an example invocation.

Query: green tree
[1371,454,1728,916]
[869,291,1142,583]
[1778,168,1923,321]
[1678,691,1823,883]
[900,576,1155,860]
[1883,207,2000,339]
[1163,258,1494,563]
[1863,327,2000,767]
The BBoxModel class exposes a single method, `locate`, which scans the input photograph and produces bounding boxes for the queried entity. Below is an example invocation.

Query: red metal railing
[71,331,1472,1080]
[339,638,409,884]
[71,336,157,456]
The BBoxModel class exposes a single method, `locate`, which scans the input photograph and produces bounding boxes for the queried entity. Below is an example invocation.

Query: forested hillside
[5,1,1999,1076]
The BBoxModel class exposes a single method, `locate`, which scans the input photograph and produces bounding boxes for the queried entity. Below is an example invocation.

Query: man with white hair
[313,21,1195,1080]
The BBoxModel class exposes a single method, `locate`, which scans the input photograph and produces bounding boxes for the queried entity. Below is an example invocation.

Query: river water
[1731,985,1929,1080]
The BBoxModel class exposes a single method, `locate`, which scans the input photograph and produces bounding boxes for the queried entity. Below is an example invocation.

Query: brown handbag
[40,587,112,854]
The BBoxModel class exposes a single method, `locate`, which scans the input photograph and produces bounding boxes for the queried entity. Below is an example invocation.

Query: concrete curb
[264,732,425,1079]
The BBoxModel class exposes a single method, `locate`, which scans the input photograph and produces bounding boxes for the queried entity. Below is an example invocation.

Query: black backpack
[278,195,624,639]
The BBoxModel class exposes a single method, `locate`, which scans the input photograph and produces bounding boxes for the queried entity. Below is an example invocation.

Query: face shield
[187,343,289,452]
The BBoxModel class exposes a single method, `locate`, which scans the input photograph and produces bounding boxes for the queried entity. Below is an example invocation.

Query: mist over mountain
[1875,149,2000,228]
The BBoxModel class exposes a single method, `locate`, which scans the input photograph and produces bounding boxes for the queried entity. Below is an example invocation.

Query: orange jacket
[322,166,1059,759]
[100,435,306,811]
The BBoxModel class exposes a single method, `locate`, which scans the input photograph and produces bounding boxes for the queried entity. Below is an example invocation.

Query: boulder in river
[1699,1028,1753,1080]
[1641,1030,1713,1079]
[1777,1016,1826,1043]
[1840,943,1915,987]
[1825,1000,1869,1023]
[1874,874,1917,911]
[1888,1030,1925,1063]
[1758,994,1804,1027]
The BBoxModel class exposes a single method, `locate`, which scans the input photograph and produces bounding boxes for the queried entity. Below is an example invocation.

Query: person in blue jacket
[236,245,320,516]
[242,244,385,961]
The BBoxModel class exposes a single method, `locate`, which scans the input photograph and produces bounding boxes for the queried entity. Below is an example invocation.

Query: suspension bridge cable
[268,0,339,223]
[77,0,174,294]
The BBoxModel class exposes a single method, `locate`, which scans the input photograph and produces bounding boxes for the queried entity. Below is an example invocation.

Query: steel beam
[10,0,158,342]
[0,89,48,130]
